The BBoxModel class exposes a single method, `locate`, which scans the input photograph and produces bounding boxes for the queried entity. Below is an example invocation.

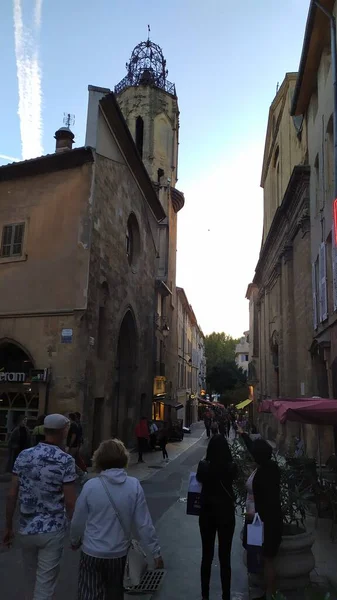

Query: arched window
[326,115,334,201]
[135,116,144,158]
[126,213,141,269]
[273,146,280,207]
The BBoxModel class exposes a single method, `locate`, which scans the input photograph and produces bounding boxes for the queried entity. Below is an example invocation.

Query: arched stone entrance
[0,340,38,443]
[114,311,138,445]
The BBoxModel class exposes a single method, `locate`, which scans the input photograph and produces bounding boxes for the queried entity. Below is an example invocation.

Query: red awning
[268,398,337,426]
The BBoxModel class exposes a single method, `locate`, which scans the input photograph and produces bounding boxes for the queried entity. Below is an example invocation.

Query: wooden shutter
[319,242,328,322]
[333,224,337,312]
[12,223,24,255]
[312,262,318,330]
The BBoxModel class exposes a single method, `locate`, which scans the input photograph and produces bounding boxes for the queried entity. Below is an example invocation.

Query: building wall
[83,152,159,446]
[262,74,307,243]
[0,164,93,313]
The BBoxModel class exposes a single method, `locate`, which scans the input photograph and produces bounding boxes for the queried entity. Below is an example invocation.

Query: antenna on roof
[147,24,151,40]
[63,113,75,129]
[276,82,279,93]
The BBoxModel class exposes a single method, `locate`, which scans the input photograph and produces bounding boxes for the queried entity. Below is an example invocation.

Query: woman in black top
[239,429,282,599]
[196,434,238,600]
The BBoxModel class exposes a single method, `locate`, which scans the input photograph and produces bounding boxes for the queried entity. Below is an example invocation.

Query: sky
[0,0,310,337]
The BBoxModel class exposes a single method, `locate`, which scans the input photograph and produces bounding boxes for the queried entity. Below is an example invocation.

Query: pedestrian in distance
[196,434,238,600]
[32,414,46,445]
[6,414,31,472]
[3,414,77,600]
[211,420,219,436]
[149,420,159,451]
[158,422,169,462]
[70,438,164,600]
[204,413,211,438]
[74,411,88,473]
[135,416,149,463]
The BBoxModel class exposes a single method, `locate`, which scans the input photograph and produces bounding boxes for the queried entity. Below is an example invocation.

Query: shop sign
[0,372,26,383]
[153,376,166,396]
[61,328,73,344]
[31,368,49,382]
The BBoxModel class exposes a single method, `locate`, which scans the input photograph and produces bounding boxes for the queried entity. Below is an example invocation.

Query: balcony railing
[114,75,176,96]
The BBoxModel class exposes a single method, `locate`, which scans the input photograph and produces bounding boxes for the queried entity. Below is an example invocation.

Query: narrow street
[0,428,248,600]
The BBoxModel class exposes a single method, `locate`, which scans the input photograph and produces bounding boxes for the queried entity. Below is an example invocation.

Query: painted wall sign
[0,372,26,383]
[61,328,73,344]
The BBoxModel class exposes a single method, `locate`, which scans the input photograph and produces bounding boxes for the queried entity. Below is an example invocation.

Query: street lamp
[314,2,337,240]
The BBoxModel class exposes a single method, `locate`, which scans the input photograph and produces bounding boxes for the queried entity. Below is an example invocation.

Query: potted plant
[231,439,316,593]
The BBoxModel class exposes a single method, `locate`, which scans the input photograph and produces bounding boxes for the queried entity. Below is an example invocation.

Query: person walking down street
[196,434,237,600]
[218,417,226,437]
[74,412,88,473]
[238,426,282,600]
[204,413,211,438]
[149,420,158,451]
[3,414,77,600]
[6,414,31,472]
[135,416,149,463]
[158,422,169,462]
[32,414,46,445]
[211,420,219,436]
[70,438,164,600]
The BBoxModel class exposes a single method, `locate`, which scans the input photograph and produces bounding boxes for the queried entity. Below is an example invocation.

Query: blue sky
[0,0,310,336]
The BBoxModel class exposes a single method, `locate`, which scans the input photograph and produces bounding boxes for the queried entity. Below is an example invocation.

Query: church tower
[115,37,184,408]
[115,38,180,189]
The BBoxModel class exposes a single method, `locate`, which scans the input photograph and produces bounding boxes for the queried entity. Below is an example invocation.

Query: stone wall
[83,153,159,446]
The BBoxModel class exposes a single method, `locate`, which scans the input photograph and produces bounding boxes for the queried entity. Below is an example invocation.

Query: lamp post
[314,3,337,214]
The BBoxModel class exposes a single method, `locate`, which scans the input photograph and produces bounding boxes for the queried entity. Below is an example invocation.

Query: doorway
[92,397,104,452]
[115,311,138,445]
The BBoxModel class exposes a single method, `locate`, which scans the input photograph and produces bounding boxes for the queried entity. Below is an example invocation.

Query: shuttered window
[312,262,318,330]
[332,224,337,312]
[319,242,328,322]
[1,223,25,258]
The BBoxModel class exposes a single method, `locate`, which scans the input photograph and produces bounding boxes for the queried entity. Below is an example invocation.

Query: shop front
[0,341,49,445]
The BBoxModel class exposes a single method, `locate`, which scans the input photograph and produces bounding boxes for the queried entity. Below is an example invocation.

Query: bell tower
[115,38,180,188]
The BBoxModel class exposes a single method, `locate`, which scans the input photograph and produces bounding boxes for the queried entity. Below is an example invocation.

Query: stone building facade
[247,73,317,453]
[115,40,184,410]
[0,90,166,450]
[176,287,205,426]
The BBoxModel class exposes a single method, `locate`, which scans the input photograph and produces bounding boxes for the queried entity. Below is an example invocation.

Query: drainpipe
[315,2,337,199]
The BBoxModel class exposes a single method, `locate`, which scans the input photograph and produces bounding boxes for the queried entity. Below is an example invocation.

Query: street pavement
[0,423,248,600]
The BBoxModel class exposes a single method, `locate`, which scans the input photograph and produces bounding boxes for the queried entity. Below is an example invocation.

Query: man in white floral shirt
[3,414,77,599]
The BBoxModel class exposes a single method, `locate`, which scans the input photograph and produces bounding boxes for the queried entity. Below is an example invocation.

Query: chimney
[54,127,75,153]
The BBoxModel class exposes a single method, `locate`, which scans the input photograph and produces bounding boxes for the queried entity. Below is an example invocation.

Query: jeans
[199,512,235,600]
[19,529,65,600]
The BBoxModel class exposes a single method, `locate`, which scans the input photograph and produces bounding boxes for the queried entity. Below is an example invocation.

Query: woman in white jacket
[70,438,164,600]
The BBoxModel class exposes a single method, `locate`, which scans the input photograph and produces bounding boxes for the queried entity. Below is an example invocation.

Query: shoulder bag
[99,476,148,589]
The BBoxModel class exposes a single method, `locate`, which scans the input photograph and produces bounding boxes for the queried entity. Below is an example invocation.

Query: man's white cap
[44,414,70,430]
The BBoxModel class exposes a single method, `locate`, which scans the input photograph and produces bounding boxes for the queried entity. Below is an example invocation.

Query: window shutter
[13,223,24,255]
[319,242,328,322]
[312,262,318,330]
[333,224,337,312]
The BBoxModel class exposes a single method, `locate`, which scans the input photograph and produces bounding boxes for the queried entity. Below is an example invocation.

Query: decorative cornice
[298,197,310,236]
[282,244,293,264]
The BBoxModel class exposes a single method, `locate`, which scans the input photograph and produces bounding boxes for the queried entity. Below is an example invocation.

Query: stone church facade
[0,38,185,451]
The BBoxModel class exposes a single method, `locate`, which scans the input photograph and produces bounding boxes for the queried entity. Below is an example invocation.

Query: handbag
[186,472,202,515]
[99,476,148,589]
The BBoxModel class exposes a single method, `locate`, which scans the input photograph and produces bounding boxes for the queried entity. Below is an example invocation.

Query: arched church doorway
[115,311,138,445]
[0,340,39,444]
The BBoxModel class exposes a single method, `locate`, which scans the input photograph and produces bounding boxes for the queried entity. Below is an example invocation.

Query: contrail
[13,0,43,160]
[0,154,21,162]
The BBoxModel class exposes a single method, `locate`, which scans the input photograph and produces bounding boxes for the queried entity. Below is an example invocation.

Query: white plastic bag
[247,513,264,547]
